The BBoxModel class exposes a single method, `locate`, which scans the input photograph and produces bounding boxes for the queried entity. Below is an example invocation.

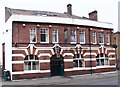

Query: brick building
[113,31,120,69]
[2,4,116,80]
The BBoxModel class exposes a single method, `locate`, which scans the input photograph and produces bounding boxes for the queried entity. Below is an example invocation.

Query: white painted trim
[30,44,34,54]
[83,52,97,56]
[12,70,50,75]
[63,53,74,57]
[25,49,29,55]
[12,61,24,64]
[64,59,73,62]
[12,14,113,29]
[109,58,116,60]
[12,54,25,58]
[64,65,116,71]
[108,52,115,56]
[60,49,63,55]
[84,58,96,61]
[38,53,51,58]
[51,49,55,55]
[34,49,38,55]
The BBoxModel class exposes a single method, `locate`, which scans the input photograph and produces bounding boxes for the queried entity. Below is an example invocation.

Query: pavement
[1,70,119,85]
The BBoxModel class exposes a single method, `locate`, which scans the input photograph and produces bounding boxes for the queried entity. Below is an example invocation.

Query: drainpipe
[89,28,92,75]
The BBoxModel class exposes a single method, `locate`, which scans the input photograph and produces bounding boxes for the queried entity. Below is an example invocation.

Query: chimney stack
[67,4,72,15]
[88,10,98,21]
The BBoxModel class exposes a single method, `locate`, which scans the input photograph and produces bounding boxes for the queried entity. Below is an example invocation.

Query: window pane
[96,59,100,66]
[40,29,48,42]
[41,34,46,42]
[106,33,110,44]
[92,31,96,43]
[73,60,78,67]
[52,29,58,43]
[30,28,36,42]
[28,62,31,70]
[80,31,85,43]
[24,62,28,70]
[24,55,39,70]
[79,60,83,67]
[70,30,76,42]
[99,32,104,43]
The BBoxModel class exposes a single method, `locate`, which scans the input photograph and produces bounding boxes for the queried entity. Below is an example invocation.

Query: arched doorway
[50,54,64,76]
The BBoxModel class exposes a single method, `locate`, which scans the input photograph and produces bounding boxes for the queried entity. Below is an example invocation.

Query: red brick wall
[12,64,24,72]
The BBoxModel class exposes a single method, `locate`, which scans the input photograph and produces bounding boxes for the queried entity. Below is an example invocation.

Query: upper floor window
[99,32,104,44]
[70,30,76,43]
[106,33,110,44]
[52,29,58,43]
[92,31,96,44]
[79,30,85,44]
[40,28,49,43]
[24,55,39,70]
[30,28,36,43]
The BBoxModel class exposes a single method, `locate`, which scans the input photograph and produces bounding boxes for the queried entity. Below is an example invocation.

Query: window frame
[96,53,109,66]
[30,28,37,43]
[73,54,85,68]
[79,30,85,44]
[99,32,104,44]
[40,28,49,43]
[92,31,96,44]
[106,33,110,45]
[52,29,59,43]
[70,30,76,44]
[24,55,39,71]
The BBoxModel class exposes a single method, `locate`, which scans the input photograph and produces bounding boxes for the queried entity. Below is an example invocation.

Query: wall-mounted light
[77,27,79,29]
[90,28,93,30]
[37,24,40,27]
[49,25,52,27]
[22,24,25,27]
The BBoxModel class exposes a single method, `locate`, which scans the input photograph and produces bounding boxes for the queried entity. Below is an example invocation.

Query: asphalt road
[1,71,119,86]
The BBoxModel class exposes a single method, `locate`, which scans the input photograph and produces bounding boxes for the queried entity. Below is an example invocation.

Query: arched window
[73,54,84,67]
[24,55,39,70]
[96,53,109,66]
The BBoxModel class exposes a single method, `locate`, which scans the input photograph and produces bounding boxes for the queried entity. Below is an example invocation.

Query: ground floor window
[73,54,84,67]
[96,53,109,66]
[24,55,39,70]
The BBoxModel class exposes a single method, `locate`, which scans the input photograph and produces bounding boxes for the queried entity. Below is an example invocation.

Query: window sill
[80,42,85,44]
[70,42,76,44]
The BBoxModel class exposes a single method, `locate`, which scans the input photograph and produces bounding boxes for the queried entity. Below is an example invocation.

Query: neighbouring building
[2,4,116,80]
[114,31,120,69]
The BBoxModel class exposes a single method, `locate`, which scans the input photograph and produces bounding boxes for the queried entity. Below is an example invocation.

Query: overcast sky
[0,0,119,63]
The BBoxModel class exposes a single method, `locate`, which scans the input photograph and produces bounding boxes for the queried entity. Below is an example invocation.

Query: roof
[5,7,113,29]
[5,7,84,22]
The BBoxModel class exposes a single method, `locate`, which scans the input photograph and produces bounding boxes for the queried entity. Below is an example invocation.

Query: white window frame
[24,55,39,71]
[79,30,85,44]
[73,54,85,68]
[106,33,110,45]
[70,30,76,44]
[92,31,96,44]
[40,28,49,43]
[99,32,104,44]
[30,28,37,43]
[52,29,58,43]
[96,54,109,66]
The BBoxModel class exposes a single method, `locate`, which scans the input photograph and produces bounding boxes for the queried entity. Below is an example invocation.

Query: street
[1,71,119,86]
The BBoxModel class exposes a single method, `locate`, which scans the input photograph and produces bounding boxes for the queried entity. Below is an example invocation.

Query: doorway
[50,54,64,76]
